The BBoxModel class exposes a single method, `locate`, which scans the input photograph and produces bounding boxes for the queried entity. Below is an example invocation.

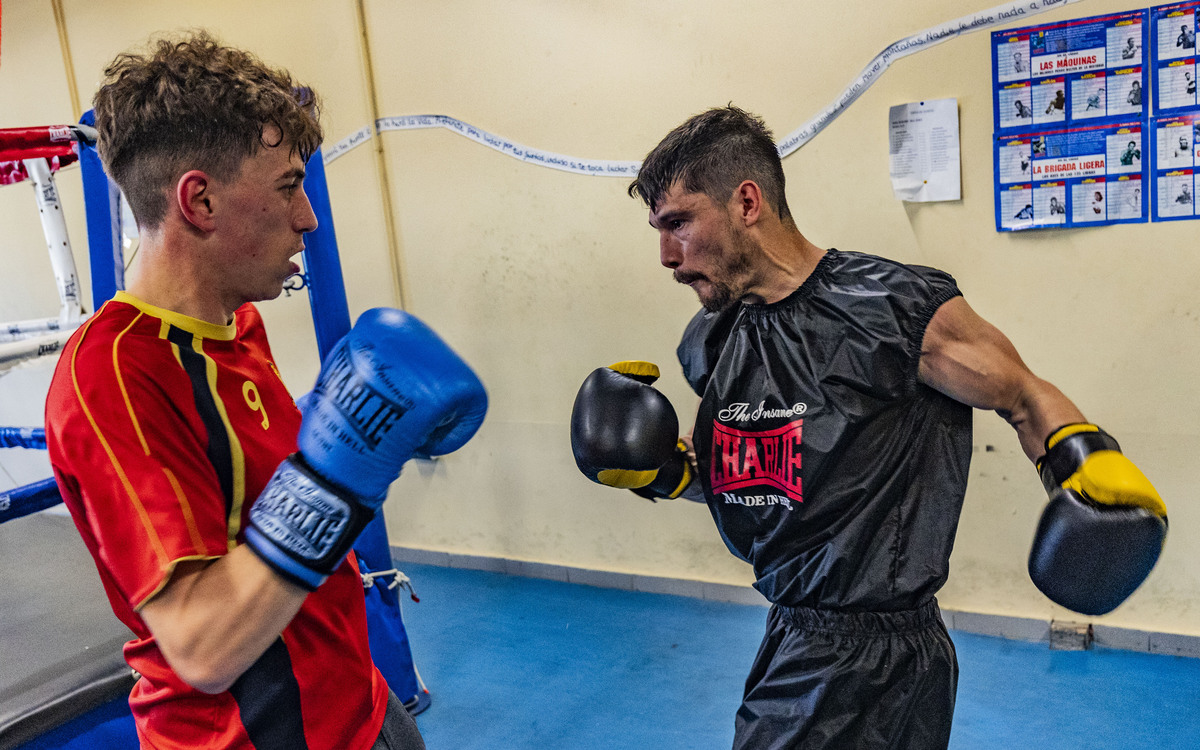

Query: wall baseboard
[941,609,1200,658]
[390,546,1200,659]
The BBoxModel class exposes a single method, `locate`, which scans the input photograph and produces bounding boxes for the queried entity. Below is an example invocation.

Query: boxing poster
[992,9,1149,134]
[994,120,1149,230]
[1150,1,1200,114]
[1148,112,1200,218]
[1149,3,1200,219]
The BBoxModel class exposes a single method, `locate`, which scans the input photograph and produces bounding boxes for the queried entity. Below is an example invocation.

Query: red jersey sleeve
[48,311,235,609]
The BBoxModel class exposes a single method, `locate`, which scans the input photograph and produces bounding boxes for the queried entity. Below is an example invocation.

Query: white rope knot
[360,567,420,602]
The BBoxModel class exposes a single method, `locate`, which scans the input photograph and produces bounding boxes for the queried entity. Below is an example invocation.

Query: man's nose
[295,188,318,233]
[659,233,681,269]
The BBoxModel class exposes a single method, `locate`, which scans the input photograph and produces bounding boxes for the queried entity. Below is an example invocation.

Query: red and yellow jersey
[46,292,387,750]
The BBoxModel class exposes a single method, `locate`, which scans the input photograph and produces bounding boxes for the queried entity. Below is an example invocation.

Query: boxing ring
[0,120,427,749]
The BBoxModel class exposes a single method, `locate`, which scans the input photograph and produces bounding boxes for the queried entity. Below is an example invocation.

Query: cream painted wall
[2,0,1196,636]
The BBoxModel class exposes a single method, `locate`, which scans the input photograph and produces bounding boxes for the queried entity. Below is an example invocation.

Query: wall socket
[1049,620,1094,651]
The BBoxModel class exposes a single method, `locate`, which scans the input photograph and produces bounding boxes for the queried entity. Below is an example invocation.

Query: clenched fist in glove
[571,361,693,500]
[1028,423,1167,615]
[247,308,488,590]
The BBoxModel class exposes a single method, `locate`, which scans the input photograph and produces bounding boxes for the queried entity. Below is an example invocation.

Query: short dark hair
[93,31,322,229]
[628,106,792,222]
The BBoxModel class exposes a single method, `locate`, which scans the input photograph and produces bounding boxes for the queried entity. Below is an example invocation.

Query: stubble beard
[676,231,756,313]
[698,279,738,312]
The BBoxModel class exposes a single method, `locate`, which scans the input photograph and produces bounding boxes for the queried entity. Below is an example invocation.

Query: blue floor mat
[400,563,1200,750]
[14,560,1200,749]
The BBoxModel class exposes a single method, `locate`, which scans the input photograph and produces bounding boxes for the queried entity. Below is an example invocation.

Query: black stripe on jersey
[229,638,310,750]
[167,325,234,517]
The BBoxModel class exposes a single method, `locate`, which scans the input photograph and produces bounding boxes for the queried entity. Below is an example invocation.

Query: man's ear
[733,180,764,226]
[176,170,216,231]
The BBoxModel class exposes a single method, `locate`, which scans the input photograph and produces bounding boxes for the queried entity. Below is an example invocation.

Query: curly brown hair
[92,31,323,229]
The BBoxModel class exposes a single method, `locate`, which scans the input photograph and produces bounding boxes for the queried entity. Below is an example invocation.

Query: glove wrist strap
[632,442,693,501]
[1036,426,1122,494]
[245,454,375,591]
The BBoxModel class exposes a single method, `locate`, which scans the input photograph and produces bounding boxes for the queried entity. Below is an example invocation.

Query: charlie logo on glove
[250,458,354,561]
[314,340,412,449]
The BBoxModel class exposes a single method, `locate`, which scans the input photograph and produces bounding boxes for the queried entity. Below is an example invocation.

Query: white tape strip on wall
[326,0,1084,174]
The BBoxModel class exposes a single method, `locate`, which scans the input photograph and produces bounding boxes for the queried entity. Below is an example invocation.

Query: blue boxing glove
[246,308,488,590]
[294,390,315,417]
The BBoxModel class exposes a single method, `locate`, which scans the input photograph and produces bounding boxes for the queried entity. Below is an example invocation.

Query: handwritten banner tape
[777,0,1084,154]
[325,0,1085,174]
[375,116,642,176]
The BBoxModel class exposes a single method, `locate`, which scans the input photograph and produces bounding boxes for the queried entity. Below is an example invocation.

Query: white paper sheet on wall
[888,98,962,202]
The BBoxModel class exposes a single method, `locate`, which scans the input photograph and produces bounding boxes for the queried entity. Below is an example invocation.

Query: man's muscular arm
[139,547,309,694]
[916,296,1084,459]
[919,297,1167,615]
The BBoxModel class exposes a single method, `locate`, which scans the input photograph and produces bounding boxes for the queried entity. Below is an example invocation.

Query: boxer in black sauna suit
[570,106,1168,749]
[679,247,967,747]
